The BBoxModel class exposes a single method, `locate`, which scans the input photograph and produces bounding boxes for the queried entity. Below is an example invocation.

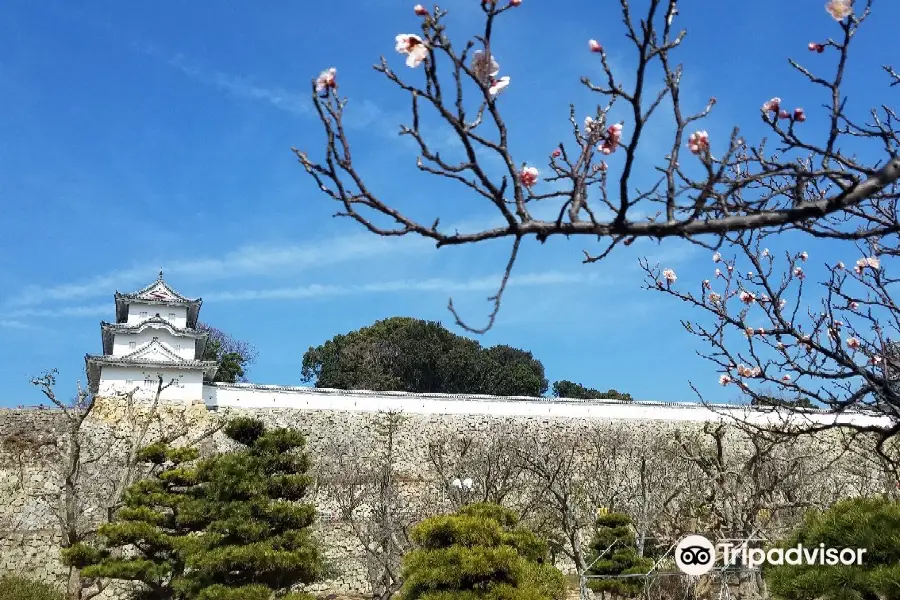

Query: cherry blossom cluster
[315,67,337,95]
[761,97,806,122]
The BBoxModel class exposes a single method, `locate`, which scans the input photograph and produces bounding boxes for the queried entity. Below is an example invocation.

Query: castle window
[129,342,136,351]
[125,379,134,387]
[175,344,182,352]
[144,378,154,389]
[139,311,148,319]
[168,312,176,321]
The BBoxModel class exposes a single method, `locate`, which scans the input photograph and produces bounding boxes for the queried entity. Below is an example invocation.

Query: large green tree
[64,418,322,600]
[551,380,633,402]
[301,317,548,396]
[197,323,258,384]
[398,502,565,600]
[765,497,900,600]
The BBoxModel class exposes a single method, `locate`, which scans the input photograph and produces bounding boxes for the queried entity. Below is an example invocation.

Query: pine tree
[398,502,566,600]
[63,418,323,600]
[764,496,900,600]
[584,510,654,598]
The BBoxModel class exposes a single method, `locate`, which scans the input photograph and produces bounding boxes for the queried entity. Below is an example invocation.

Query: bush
[0,576,63,600]
[765,496,900,600]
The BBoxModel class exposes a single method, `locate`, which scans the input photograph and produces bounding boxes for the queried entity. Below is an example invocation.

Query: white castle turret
[85,271,218,401]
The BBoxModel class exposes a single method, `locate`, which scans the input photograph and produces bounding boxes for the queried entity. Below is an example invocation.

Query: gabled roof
[100,318,209,358]
[85,336,218,393]
[115,271,202,327]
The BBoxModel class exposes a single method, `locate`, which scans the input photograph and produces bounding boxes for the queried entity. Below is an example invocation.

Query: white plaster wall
[127,303,187,327]
[203,383,892,428]
[100,365,203,402]
[112,329,195,360]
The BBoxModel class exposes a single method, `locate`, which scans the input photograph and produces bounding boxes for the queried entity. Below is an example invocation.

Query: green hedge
[0,576,63,600]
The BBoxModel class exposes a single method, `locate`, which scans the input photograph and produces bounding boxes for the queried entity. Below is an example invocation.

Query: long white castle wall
[112,330,195,360]
[126,303,187,327]
[203,383,892,428]
[100,365,204,401]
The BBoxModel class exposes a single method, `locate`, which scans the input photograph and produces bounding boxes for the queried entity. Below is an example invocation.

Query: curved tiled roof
[114,272,202,327]
[100,317,208,357]
[85,336,218,393]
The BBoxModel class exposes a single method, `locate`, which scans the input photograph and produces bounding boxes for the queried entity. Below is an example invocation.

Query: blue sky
[1,0,897,407]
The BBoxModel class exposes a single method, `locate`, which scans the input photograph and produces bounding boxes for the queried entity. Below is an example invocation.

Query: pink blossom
[719,374,732,386]
[762,97,782,113]
[687,130,710,155]
[315,68,337,94]
[794,267,805,280]
[762,248,770,257]
[794,108,806,122]
[702,279,711,289]
[713,252,722,262]
[758,327,766,335]
[745,326,755,338]
[798,251,808,261]
[519,166,539,188]
[551,149,561,158]
[727,264,734,272]
[850,301,859,310]
[472,50,500,83]
[835,261,845,270]
[870,355,883,366]
[708,292,721,303]
[396,34,429,68]
[856,257,881,271]
[414,4,428,15]
[715,268,723,277]
[781,374,792,382]
[779,298,787,310]
[740,291,756,305]
[509,0,522,5]
[747,272,754,278]
[779,109,791,119]
[589,39,603,53]
[825,0,852,21]
[489,76,510,96]
[662,269,677,283]
[846,337,861,350]
[597,123,623,155]
[808,42,826,53]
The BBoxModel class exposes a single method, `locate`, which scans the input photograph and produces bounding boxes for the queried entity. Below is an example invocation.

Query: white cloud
[207,270,606,302]
[5,232,432,308]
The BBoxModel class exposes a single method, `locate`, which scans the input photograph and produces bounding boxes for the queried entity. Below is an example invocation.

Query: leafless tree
[514,427,593,573]
[424,424,528,510]
[296,0,900,332]
[315,411,434,600]
[671,422,839,542]
[2,370,224,600]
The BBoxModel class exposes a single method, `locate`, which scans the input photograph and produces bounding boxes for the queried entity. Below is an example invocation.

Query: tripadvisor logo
[674,535,866,575]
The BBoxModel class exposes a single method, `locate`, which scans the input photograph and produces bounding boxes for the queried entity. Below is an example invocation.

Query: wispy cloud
[5,233,432,308]
[5,305,109,319]
[0,320,34,329]
[207,270,606,302]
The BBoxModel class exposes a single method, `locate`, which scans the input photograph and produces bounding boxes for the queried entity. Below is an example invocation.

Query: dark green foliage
[301,317,549,397]
[198,323,258,383]
[765,496,900,600]
[751,395,817,409]
[585,511,654,598]
[65,418,322,600]
[0,576,63,600]
[551,380,633,401]
[398,502,566,600]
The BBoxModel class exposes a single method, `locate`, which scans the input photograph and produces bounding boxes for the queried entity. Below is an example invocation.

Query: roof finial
[158,268,164,281]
